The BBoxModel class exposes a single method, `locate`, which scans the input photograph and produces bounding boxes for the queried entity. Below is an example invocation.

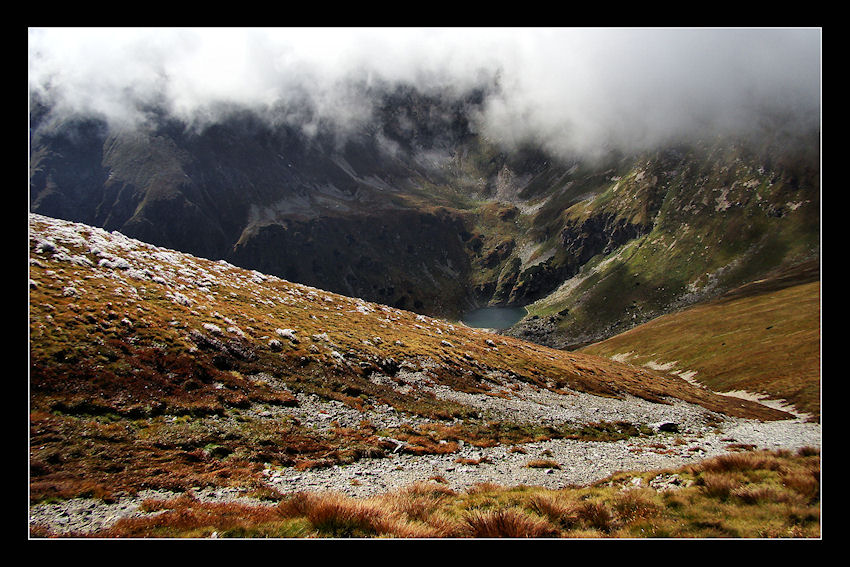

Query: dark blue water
[462,306,527,329]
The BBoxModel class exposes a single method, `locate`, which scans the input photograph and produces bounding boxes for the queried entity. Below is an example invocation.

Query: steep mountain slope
[29,89,490,317]
[29,88,820,346]
[29,213,796,506]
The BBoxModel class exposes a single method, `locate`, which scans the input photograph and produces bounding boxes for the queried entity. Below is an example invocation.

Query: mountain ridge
[29,87,820,347]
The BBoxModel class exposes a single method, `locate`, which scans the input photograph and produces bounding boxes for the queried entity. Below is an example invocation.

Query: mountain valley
[28,54,821,537]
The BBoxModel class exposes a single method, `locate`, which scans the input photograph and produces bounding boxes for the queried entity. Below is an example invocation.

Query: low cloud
[28,27,821,158]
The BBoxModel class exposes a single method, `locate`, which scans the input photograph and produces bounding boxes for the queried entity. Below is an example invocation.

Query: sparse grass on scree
[37,447,818,538]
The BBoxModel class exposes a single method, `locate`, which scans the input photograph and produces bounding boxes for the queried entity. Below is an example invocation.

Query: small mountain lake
[461,306,527,330]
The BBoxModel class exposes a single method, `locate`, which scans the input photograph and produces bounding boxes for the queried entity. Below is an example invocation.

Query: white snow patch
[610,352,635,363]
[643,360,678,372]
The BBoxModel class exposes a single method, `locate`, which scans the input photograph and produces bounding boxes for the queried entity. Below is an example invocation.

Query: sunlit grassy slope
[580,261,820,421]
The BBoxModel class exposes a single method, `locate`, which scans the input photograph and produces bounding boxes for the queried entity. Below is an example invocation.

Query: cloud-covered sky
[28,27,821,158]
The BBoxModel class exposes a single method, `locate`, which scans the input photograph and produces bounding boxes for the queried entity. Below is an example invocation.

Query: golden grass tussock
[278,490,460,538]
[697,451,785,474]
[612,489,662,524]
[781,471,820,503]
[525,493,580,529]
[374,482,458,528]
[731,486,795,505]
[461,507,559,538]
[100,495,295,538]
[573,500,616,533]
[278,492,391,537]
[698,472,743,500]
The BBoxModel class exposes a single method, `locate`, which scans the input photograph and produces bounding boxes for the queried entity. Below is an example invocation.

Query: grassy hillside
[29,213,793,505]
[580,261,820,420]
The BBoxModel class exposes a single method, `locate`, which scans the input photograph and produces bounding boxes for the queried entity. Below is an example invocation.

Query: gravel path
[29,376,821,536]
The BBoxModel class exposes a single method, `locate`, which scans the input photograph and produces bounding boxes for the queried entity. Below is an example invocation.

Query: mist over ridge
[29,27,821,160]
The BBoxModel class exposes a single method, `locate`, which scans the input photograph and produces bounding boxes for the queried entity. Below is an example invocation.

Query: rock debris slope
[28,213,819,535]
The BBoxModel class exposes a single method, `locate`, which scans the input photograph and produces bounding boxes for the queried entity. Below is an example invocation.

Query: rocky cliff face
[507,137,820,348]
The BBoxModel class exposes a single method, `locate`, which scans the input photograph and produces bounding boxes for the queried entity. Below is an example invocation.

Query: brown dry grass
[41,448,819,539]
[461,508,559,538]
[525,459,561,469]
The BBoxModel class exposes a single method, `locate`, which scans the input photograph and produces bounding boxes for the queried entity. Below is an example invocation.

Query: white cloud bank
[28,27,821,158]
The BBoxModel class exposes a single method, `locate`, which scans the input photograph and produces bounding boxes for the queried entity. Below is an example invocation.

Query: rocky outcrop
[559,213,651,271]
[495,213,651,308]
